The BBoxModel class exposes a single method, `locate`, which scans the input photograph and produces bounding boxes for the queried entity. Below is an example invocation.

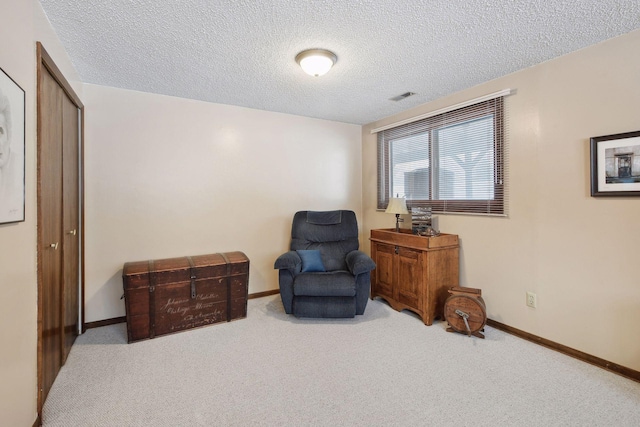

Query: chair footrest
[293,296,356,318]
[293,271,355,297]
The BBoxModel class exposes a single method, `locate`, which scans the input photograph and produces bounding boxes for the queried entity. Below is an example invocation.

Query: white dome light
[295,49,337,77]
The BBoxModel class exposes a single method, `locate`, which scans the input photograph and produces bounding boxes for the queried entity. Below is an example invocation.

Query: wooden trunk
[122,252,249,343]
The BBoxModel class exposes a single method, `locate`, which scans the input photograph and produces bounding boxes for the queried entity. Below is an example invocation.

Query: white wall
[363,29,640,371]
[0,1,82,425]
[0,2,37,424]
[83,84,362,322]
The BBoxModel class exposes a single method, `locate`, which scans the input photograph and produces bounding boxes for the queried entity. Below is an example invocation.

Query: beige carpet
[43,295,640,426]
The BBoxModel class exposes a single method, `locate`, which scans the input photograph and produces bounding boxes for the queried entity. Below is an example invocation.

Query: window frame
[377,97,505,215]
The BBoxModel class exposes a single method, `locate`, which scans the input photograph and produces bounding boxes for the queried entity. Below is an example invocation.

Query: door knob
[49,242,59,250]
[67,229,77,236]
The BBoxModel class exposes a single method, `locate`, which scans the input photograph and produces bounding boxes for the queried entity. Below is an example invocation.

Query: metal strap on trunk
[187,256,197,299]
[148,259,156,339]
[220,252,231,321]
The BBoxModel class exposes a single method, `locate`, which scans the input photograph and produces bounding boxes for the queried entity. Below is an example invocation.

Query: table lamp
[385,197,409,232]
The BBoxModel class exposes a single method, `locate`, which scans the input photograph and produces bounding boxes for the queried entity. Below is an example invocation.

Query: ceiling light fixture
[295,49,337,77]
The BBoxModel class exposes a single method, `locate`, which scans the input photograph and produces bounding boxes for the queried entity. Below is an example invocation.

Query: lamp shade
[385,197,409,215]
[296,49,337,77]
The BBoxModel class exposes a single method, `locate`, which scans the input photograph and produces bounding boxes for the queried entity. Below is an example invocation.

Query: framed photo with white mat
[590,130,640,197]
[0,66,25,224]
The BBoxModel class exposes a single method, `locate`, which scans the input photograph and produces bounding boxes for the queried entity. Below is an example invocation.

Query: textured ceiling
[39,0,640,125]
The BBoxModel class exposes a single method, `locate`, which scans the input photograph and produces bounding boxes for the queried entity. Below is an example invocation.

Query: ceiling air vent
[389,92,416,101]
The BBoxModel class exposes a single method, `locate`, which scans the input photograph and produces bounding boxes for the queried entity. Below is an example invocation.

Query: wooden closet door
[61,92,79,363]
[37,42,85,415]
[39,67,63,405]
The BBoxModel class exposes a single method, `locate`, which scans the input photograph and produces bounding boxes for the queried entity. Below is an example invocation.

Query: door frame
[36,42,85,417]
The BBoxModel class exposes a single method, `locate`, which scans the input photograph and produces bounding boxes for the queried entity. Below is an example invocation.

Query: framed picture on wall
[0,66,25,224]
[590,130,640,197]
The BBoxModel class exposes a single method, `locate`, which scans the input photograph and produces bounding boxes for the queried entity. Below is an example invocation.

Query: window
[377,97,506,215]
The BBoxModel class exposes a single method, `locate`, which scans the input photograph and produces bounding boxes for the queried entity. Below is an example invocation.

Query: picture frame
[0,66,25,224]
[590,130,640,197]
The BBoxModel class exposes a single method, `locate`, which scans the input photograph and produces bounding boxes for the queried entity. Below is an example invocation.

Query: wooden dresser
[370,229,459,325]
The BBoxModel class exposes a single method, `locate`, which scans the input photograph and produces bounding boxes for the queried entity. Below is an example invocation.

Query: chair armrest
[274,251,302,273]
[346,250,376,276]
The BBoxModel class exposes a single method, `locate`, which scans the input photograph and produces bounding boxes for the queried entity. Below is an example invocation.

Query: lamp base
[395,214,403,232]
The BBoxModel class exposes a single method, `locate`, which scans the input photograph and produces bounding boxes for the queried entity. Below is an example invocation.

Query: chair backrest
[290,210,359,271]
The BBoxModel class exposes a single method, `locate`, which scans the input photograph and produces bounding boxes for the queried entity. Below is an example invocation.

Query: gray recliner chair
[274,210,376,318]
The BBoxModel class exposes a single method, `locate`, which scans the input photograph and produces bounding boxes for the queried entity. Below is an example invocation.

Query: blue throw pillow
[297,250,326,273]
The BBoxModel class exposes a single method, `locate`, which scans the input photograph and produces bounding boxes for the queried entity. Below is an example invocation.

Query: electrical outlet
[526,291,537,308]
